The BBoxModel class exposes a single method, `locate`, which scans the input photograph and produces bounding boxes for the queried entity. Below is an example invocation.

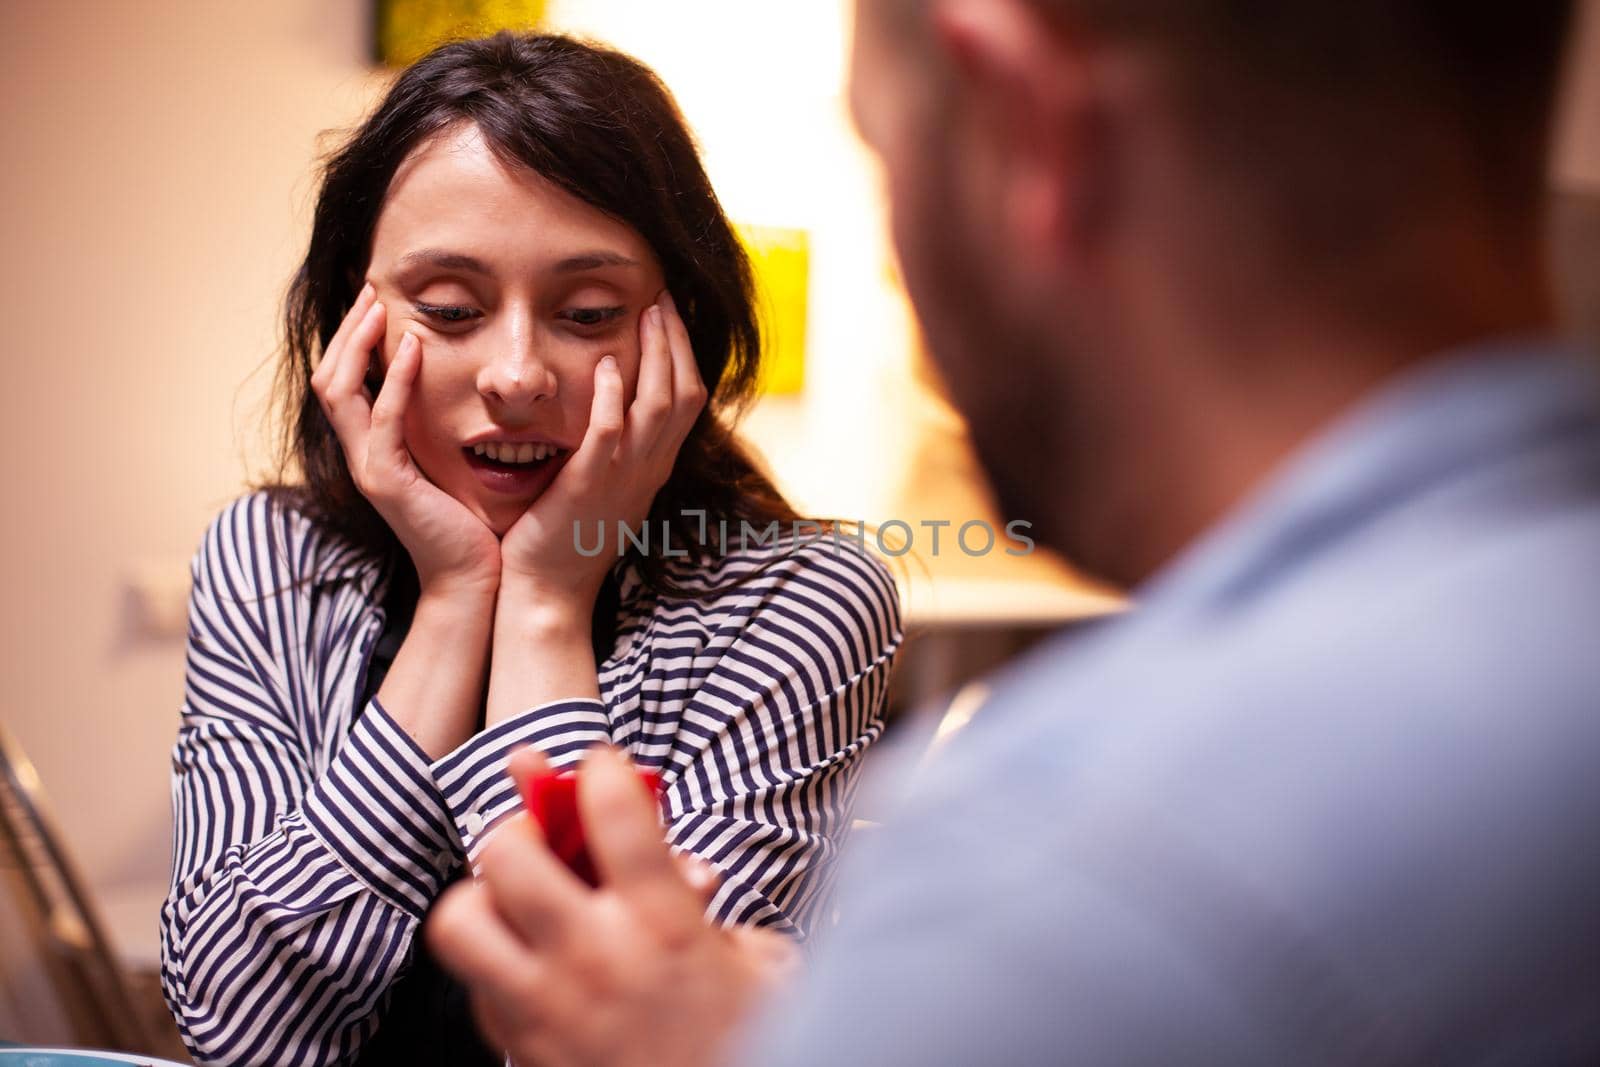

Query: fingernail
[362,281,375,299]
[648,304,663,326]
[660,289,677,312]
[601,354,617,370]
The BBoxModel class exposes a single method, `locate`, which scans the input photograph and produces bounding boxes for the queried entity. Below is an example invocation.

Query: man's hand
[426,745,799,1067]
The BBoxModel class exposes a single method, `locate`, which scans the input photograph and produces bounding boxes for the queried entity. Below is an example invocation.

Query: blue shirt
[751,340,1600,1065]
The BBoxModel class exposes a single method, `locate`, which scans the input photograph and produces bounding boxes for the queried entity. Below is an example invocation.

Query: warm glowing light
[736,223,810,396]
[376,0,549,67]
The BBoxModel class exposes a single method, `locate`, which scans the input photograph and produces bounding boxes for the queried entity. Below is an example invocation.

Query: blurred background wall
[1,0,392,946]
[1,0,1597,973]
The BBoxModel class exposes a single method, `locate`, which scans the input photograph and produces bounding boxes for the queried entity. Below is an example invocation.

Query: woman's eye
[559,306,625,328]
[414,302,479,325]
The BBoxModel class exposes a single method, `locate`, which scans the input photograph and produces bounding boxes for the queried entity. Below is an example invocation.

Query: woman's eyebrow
[397,248,491,275]
[394,248,640,275]
[551,251,641,273]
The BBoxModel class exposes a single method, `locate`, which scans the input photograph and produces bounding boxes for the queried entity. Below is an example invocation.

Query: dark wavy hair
[258,31,814,599]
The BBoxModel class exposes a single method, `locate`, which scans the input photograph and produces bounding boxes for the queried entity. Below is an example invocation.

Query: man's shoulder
[885,466,1600,883]
[846,548,1600,1055]
[903,484,1600,979]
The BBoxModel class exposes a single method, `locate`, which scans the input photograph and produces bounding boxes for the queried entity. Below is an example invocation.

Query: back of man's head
[861,1,1579,582]
[1032,2,1572,266]
[885,0,1575,289]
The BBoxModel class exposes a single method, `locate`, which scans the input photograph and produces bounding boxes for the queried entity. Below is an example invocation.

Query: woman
[160,31,902,1067]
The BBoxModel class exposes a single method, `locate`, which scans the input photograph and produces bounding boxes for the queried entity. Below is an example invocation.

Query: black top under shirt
[351,557,621,1066]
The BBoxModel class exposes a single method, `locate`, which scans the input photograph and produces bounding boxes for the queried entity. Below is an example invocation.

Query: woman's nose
[478,330,558,408]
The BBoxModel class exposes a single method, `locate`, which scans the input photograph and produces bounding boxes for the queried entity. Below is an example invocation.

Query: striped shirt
[159,490,903,1066]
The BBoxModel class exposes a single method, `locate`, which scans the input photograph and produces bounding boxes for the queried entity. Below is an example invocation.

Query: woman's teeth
[472,442,558,464]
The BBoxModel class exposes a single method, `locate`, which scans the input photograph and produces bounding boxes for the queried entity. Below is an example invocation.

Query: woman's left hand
[500,290,708,620]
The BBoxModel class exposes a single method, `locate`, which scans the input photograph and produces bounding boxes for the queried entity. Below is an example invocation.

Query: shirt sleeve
[160,500,458,1066]
[429,696,613,867]
[658,539,904,942]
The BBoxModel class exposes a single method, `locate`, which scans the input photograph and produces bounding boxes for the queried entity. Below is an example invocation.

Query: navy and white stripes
[160,490,902,1066]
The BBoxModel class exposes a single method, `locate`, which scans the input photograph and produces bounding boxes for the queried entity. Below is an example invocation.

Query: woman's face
[365,121,667,536]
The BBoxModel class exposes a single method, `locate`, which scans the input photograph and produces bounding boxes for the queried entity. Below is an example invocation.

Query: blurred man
[428,1,1600,1063]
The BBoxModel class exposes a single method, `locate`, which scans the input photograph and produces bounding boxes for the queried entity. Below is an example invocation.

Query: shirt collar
[1128,335,1600,617]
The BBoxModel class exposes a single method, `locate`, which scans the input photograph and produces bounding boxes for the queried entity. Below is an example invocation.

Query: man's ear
[930,0,1107,268]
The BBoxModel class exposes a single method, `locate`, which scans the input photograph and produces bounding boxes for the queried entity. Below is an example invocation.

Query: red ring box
[517,765,664,887]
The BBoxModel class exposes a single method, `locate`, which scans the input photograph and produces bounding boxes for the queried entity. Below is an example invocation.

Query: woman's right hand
[311,282,502,601]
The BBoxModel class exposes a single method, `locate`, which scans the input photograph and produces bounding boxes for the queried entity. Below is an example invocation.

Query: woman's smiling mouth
[471,440,563,463]
[462,439,571,495]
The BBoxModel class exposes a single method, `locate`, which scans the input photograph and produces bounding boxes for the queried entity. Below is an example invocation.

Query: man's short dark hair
[900,1,1575,276]
[1049,3,1573,256]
